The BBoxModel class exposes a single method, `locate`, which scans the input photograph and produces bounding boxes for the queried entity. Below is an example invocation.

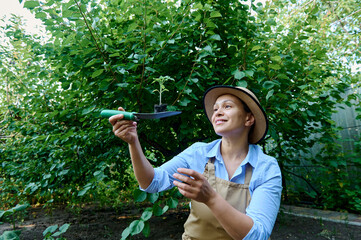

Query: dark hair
[239,99,251,113]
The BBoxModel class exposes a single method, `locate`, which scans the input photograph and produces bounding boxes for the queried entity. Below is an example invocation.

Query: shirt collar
[245,144,257,168]
[205,139,222,160]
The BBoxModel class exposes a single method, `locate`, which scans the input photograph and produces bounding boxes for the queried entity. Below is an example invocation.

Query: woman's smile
[215,118,227,125]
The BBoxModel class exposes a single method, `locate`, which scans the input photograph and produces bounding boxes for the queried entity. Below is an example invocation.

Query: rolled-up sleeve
[244,159,282,239]
[141,167,173,193]
[141,143,201,193]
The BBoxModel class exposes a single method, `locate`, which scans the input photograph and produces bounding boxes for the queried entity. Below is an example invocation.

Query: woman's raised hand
[109,107,138,145]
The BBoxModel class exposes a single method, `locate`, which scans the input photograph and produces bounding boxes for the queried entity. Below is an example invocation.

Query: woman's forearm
[128,138,155,189]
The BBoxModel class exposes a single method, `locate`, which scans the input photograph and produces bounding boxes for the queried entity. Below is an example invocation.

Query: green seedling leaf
[140,208,153,221]
[134,189,147,202]
[52,223,70,237]
[153,204,169,216]
[129,220,144,235]
[0,230,21,240]
[0,211,5,219]
[12,203,30,212]
[43,224,58,236]
[147,193,159,203]
[121,227,131,240]
[142,221,151,237]
[167,197,178,209]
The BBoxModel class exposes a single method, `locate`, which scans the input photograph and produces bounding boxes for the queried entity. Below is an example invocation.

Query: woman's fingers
[176,168,203,180]
[109,114,124,125]
[173,168,215,203]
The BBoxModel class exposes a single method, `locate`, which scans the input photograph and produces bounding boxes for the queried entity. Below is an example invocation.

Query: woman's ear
[245,113,255,127]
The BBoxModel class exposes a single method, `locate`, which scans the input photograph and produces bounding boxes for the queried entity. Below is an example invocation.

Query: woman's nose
[215,108,224,116]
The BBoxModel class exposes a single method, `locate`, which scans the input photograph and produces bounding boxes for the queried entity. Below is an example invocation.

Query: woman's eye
[213,108,218,112]
[225,105,231,109]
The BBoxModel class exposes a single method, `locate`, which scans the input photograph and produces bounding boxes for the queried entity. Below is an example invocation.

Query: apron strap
[205,157,217,187]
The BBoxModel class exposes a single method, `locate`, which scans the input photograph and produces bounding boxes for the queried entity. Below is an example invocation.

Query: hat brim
[203,85,268,144]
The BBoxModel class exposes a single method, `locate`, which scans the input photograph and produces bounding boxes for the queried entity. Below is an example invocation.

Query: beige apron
[182,158,252,240]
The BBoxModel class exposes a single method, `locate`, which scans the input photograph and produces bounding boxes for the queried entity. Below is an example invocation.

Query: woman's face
[211,94,253,138]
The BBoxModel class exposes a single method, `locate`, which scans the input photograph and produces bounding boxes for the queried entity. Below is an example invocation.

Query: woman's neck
[220,136,249,163]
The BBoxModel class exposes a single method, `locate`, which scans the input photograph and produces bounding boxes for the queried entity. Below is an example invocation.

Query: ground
[1,204,360,240]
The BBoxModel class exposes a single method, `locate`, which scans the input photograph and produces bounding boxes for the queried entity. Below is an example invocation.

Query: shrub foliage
[1,0,360,231]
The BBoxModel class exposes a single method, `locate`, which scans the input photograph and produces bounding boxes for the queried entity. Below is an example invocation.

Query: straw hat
[203,85,268,144]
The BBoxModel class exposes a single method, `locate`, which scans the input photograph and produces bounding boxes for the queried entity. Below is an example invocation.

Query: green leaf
[92,69,104,78]
[244,70,254,77]
[270,56,282,62]
[153,204,169,217]
[0,211,5,219]
[167,197,178,209]
[85,59,98,67]
[269,64,281,70]
[129,220,144,235]
[263,81,275,89]
[251,45,262,51]
[0,231,21,240]
[236,80,248,88]
[121,227,131,240]
[78,186,91,196]
[179,98,191,107]
[209,34,221,40]
[234,69,245,80]
[266,89,274,100]
[52,223,70,237]
[35,12,47,19]
[277,74,289,80]
[295,119,302,126]
[99,80,110,91]
[109,52,119,57]
[307,110,316,117]
[134,189,147,202]
[142,221,151,237]
[140,208,153,221]
[24,1,40,9]
[210,11,222,18]
[43,225,58,236]
[12,203,29,212]
[147,193,159,203]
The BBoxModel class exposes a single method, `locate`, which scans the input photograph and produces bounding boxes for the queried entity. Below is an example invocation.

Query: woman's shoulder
[249,145,282,188]
[250,145,281,173]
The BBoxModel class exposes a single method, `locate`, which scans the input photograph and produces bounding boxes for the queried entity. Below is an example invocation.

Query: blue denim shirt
[143,139,282,239]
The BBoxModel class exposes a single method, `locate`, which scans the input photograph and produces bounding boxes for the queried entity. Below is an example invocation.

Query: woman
[109,85,282,239]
